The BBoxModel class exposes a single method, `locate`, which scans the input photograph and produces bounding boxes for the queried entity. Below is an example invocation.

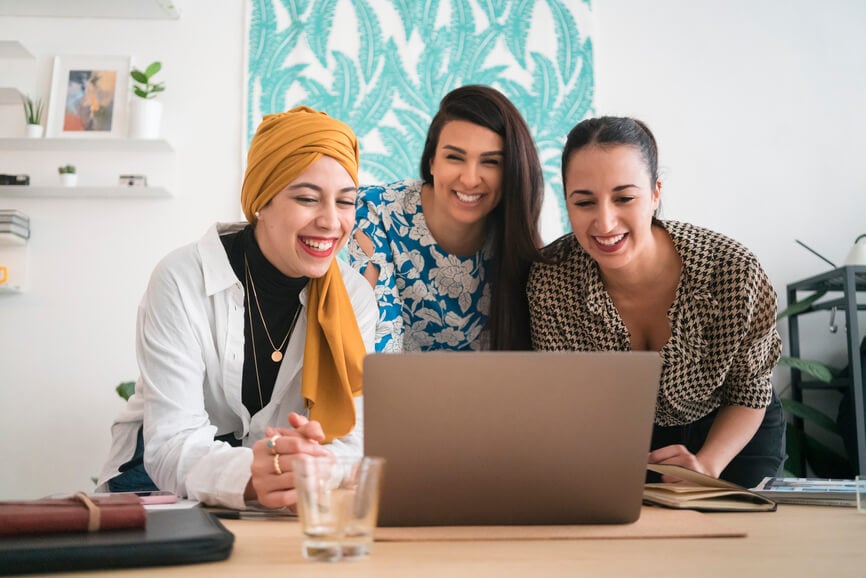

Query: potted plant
[128,61,165,139]
[22,94,45,138]
[58,164,77,187]
[776,291,854,478]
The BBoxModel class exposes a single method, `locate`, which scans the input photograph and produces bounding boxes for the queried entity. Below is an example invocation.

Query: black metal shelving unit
[787,265,866,476]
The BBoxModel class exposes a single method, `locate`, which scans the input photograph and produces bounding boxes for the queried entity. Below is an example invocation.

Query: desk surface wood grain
[42,505,866,578]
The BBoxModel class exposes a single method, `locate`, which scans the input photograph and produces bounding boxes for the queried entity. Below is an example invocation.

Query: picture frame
[45,55,130,139]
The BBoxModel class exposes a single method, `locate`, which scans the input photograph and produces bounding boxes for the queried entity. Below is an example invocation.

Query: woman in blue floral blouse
[348,85,545,352]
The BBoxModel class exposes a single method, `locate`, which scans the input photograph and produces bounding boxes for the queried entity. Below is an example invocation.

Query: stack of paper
[0,209,30,244]
[752,477,860,507]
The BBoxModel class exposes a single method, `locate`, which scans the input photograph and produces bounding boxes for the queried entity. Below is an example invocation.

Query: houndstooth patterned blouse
[527,220,781,426]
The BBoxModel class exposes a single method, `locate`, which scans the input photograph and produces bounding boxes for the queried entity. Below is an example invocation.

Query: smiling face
[253,155,357,278]
[426,120,504,229]
[564,144,661,272]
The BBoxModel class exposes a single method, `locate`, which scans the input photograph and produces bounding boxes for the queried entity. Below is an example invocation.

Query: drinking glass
[292,455,385,562]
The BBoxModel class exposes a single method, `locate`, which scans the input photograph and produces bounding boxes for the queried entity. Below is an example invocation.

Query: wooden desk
[41,505,866,578]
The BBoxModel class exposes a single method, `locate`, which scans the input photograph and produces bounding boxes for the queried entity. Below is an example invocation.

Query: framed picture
[46,55,130,138]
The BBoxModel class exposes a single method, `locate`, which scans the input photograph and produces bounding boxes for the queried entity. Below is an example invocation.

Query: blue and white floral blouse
[347,179,492,352]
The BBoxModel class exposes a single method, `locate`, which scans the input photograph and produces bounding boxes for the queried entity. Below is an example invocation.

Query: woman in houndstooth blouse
[528,116,785,488]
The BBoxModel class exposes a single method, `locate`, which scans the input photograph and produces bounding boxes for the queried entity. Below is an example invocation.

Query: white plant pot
[26,124,44,138]
[844,235,866,265]
[60,173,78,187]
[128,98,162,139]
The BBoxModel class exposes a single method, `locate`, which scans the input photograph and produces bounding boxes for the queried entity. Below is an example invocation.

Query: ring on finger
[273,453,283,475]
[267,434,280,455]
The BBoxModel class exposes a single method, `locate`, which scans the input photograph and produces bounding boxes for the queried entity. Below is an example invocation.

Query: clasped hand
[249,412,330,509]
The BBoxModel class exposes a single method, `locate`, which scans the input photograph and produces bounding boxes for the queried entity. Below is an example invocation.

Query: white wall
[0,0,245,499]
[0,0,864,499]
[593,0,866,378]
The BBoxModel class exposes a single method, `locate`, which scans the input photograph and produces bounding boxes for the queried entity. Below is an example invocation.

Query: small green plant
[776,291,837,383]
[130,61,165,99]
[776,290,852,477]
[22,94,44,125]
[58,164,76,174]
[781,398,851,478]
[116,381,136,401]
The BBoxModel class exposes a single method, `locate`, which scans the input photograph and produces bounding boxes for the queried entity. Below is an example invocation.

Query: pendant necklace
[244,255,301,363]
[244,280,266,409]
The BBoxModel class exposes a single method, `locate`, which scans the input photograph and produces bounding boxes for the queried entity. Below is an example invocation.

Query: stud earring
[254,211,260,219]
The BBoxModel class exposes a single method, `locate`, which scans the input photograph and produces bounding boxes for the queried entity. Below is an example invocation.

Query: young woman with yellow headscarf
[97,107,376,509]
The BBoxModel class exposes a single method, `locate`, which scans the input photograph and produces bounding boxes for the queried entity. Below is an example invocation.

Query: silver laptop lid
[364,351,662,526]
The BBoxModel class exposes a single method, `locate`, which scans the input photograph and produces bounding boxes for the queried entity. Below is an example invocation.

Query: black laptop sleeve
[0,508,234,576]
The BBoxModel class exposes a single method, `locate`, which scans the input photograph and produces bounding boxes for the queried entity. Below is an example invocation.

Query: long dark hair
[420,85,544,350]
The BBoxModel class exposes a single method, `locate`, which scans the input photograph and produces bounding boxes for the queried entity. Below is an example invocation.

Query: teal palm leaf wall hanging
[246,0,595,239]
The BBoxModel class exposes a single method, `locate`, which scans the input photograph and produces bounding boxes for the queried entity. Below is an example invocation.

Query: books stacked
[0,209,30,244]
[752,477,861,507]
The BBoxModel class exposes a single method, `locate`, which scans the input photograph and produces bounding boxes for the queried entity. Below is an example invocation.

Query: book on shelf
[0,222,29,240]
[752,476,861,507]
[643,464,777,512]
[0,216,29,229]
[0,209,30,224]
[0,216,29,227]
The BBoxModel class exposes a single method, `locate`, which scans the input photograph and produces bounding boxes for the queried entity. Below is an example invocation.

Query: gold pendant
[271,350,283,363]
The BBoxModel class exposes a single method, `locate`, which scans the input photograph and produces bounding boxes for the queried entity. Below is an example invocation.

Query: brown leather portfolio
[0,493,146,536]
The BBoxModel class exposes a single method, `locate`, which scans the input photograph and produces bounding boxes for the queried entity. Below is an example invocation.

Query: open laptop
[363,351,662,526]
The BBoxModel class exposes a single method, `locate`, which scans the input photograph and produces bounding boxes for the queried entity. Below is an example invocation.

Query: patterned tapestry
[245,0,594,237]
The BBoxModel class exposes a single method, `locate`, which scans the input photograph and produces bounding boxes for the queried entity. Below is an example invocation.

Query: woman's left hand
[648,444,714,482]
[249,412,331,508]
[649,405,766,483]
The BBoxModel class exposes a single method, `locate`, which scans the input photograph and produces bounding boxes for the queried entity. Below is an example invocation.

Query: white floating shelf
[0,138,174,152]
[0,185,171,198]
[0,41,34,59]
[0,0,180,19]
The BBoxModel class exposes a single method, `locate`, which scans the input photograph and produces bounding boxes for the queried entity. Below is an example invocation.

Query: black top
[221,225,308,416]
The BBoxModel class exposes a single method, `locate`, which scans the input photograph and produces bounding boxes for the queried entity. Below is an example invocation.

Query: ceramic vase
[60,173,78,187]
[128,98,162,139]
[26,124,43,138]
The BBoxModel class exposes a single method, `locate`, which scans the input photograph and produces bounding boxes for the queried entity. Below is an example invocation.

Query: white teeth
[455,191,482,203]
[302,238,334,251]
[596,234,625,246]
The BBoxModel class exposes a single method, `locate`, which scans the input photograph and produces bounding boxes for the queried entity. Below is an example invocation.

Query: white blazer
[97,223,377,509]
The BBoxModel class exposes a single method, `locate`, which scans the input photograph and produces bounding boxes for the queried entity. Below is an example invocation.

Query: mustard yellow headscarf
[241,106,360,222]
[241,106,365,443]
